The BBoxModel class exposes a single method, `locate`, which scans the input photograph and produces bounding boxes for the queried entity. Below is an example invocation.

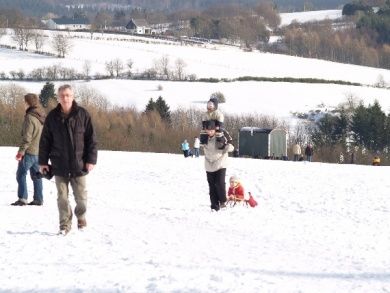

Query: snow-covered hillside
[2,79,389,120]
[280,10,343,26]
[1,147,389,292]
[1,29,389,85]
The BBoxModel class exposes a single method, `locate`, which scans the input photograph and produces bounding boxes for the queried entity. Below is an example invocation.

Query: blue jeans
[16,154,43,203]
[193,148,200,157]
[306,155,312,162]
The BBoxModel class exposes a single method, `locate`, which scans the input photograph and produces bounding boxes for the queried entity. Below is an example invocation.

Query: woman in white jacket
[202,120,234,211]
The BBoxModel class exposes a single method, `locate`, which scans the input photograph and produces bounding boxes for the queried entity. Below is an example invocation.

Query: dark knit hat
[208,97,218,110]
[205,120,216,130]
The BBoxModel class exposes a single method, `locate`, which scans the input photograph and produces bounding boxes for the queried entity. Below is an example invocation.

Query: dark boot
[28,200,43,206]
[11,199,27,206]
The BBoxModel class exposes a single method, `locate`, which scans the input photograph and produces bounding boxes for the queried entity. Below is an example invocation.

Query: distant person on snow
[181,139,190,158]
[305,144,313,162]
[372,156,381,166]
[201,120,234,211]
[39,84,97,235]
[11,94,45,206]
[292,142,301,162]
[193,136,200,158]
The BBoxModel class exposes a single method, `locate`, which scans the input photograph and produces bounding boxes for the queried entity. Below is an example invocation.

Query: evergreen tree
[367,101,386,151]
[155,96,171,123]
[39,82,56,108]
[145,98,156,112]
[311,108,350,147]
[312,113,339,146]
[351,103,370,148]
[351,101,386,151]
[333,108,349,145]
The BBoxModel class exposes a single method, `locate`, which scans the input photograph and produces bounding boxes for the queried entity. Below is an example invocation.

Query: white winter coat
[202,135,234,172]
[292,144,302,155]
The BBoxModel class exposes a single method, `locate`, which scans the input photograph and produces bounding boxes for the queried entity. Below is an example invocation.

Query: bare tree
[46,64,60,80]
[126,59,134,77]
[52,34,72,58]
[174,58,186,80]
[92,12,112,32]
[255,2,281,29]
[12,28,25,50]
[23,29,33,50]
[105,60,114,77]
[0,28,6,40]
[29,68,45,80]
[73,84,111,110]
[0,83,25,107]
[83,60,92,79]
[155,55,170,78]
[32,30,45,52]
[112,58,124,77]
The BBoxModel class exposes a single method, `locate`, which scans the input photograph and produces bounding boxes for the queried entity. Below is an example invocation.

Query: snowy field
[280,10,343,26]
[2,79,390,120]
[1,30,390,85]
[1,147,390,292]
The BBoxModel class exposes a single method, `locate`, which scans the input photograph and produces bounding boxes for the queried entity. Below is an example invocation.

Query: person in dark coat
[304,144,313,162]
[39,84,97,235]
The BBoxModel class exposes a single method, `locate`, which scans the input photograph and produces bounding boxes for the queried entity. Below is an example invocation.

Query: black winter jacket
[39,101,97,178]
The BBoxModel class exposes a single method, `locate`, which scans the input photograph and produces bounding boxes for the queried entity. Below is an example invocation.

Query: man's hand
[15,153,23,161]
[85,163,95,172]
[40,165,50,174]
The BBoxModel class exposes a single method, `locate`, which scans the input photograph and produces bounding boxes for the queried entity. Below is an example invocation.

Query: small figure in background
[372,156,381,166]
[292,142,301,161]
[181,139,190,158]
[193,136,200,158]
[305,144,313,162]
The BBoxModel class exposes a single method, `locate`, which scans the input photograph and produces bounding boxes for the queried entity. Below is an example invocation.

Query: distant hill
[0,0,348,16]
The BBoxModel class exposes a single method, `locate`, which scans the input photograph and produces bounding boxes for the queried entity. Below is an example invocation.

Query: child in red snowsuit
[227,175,245,201]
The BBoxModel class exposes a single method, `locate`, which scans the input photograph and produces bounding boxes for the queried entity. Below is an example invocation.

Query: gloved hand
[15,153,23,161]
[216,131,227,150]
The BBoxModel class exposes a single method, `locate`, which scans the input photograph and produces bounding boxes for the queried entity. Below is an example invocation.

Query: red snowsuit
[227,183,245,200]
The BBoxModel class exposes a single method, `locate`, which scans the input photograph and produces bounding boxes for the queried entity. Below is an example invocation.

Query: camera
[31,165,53,180]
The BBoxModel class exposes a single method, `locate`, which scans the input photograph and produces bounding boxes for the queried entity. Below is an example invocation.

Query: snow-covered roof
[240,127,272,134]
[51,17,90,25]
[127,19,149,28]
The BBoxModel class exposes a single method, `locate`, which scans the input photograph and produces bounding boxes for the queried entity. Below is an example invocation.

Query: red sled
[247,192,258,208]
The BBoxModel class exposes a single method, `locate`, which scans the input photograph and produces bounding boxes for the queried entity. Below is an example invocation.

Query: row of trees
[274,20,390,69]
[273,2,390,69]
[357,4,390,44]
[305,98,390,164]
[184,2,279,46]
[0,54,192,81]
[6,29,72,57]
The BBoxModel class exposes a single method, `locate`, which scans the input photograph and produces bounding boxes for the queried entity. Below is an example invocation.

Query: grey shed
[238,127,287,158]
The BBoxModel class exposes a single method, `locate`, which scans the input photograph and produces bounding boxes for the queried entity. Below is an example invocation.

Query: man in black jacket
[39,84,97,235]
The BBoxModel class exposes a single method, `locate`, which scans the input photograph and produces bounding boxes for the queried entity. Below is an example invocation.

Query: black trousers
[206,168,227,210]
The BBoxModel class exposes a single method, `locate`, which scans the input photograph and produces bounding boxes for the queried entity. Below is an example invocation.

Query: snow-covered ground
[1,147,390,292]
[1,29,389,85]
[280,10,343,26]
